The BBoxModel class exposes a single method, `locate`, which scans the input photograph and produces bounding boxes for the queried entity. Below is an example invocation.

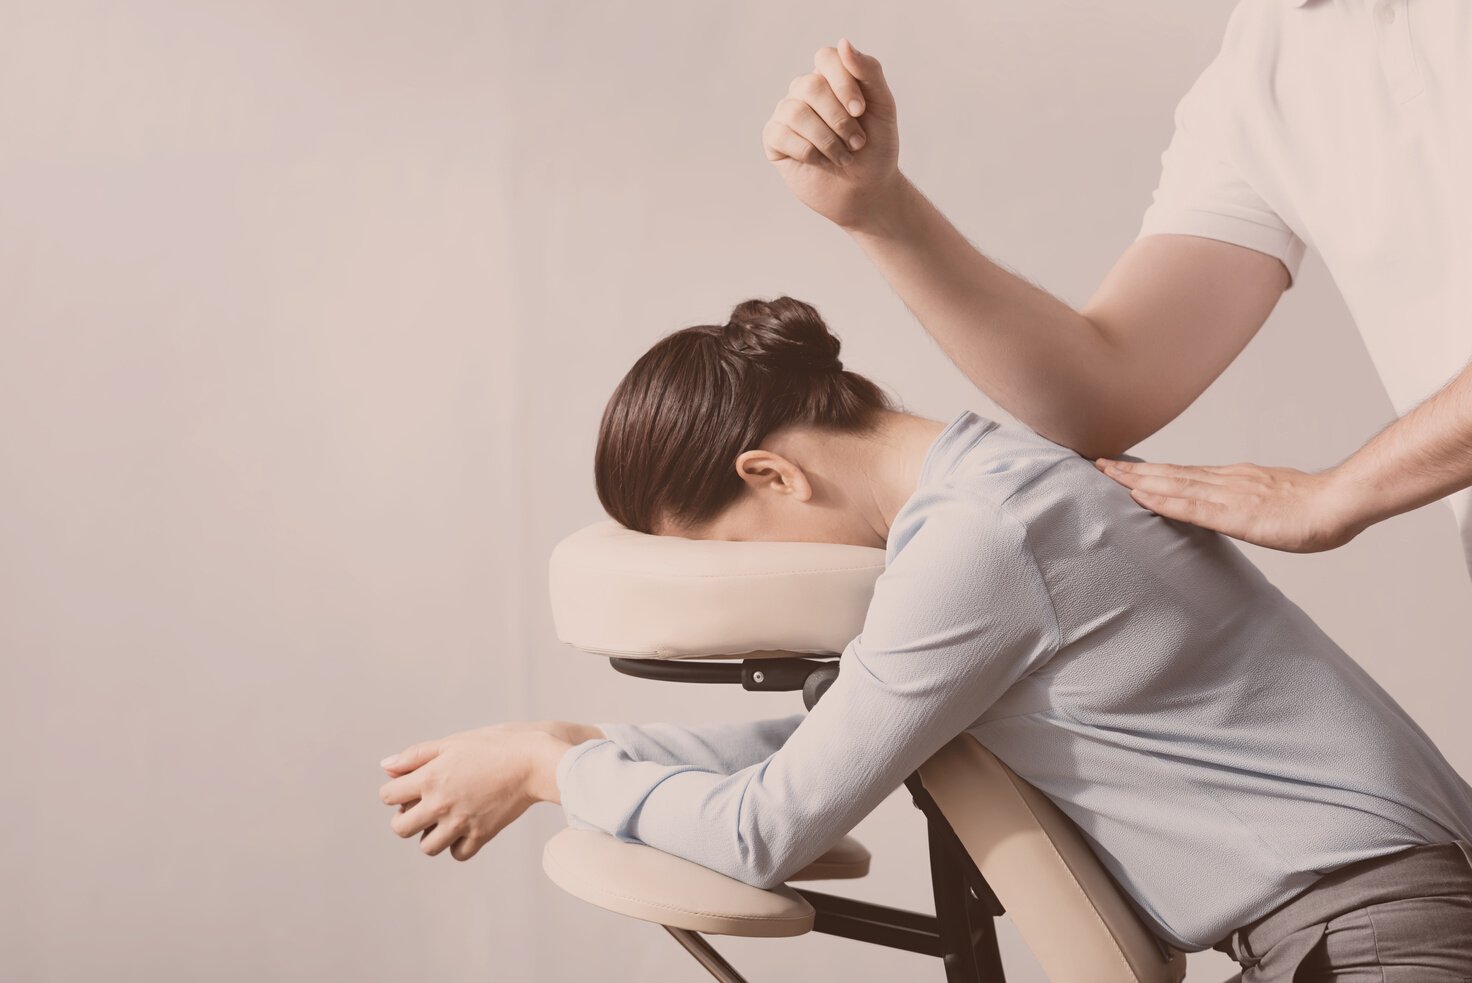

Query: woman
[379,296,1472,977]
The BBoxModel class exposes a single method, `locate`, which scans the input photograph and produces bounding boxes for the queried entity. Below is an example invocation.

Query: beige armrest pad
[543,829,815,938]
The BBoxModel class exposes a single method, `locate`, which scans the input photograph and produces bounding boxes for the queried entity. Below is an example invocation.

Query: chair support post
[907,773,1008,983]
[662,926,749,983]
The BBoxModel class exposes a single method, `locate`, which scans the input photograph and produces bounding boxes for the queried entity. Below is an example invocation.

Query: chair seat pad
[544,829,868,937]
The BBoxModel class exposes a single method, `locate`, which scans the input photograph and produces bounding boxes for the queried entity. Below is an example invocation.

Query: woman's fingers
[450,834,484,862]
[775,97,853,167]
[419,817,463,857]
[390,799,442,839]
[379,771,423,806]
[380,739,441,777]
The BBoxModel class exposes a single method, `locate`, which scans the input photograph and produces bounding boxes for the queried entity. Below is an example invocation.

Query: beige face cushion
[548,520,885,660]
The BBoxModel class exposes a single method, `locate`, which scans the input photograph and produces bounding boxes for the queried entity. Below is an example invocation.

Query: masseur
[380,297,1472,978]
[761,23,1471,573]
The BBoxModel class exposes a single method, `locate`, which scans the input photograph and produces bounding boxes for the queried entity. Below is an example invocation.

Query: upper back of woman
[916,408,1472,947]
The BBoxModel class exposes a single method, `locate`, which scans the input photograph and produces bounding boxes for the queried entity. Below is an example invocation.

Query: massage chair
[543,520,1189,983]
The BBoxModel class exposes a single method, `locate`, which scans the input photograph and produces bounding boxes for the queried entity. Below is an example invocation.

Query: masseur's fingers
[837,38,897,121]
[1127,490,1229,528]
[762,120,823,164]
[773,96,855,166]
[1101,468,1229,500]
[789,66,866,152]
[813,45,867,123]
[1098,457,1359,553]
[1096,459,1231,486]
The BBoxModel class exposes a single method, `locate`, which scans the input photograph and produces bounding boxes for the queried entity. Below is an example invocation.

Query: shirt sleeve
[555,490,1062,890]
[592,714,806,772]
[1137,24,1307,285]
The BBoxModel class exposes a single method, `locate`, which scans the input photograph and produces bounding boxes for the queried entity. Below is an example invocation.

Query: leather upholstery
[544,828,817,937]
[919,735,1187,983]
[786,833,871,881]
[548,520,884,659]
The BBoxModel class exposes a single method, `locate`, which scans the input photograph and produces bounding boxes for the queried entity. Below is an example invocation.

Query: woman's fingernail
[849,133,865,151]
[848,99,864,116]
[839,152,854,166]
[380,755,400,768]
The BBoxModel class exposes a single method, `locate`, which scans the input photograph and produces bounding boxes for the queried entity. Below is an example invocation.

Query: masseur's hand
[1094,458,1367,552]
[378,721,590,861]
[762,38,904,232]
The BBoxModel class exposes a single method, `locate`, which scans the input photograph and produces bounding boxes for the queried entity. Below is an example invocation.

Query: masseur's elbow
[995,322,1181,460]
[1023,401,1168,463]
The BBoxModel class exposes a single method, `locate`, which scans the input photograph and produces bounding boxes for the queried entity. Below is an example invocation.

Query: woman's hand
[378,723,586,861]
[762,38,905,233]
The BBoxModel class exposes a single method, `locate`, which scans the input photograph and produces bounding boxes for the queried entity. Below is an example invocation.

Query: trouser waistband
[1213,840,1472,964]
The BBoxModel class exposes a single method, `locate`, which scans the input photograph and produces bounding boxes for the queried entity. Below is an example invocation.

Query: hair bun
[720,296,843,373]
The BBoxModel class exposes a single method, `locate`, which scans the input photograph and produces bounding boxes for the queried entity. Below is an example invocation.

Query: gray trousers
[1212,840,1472,981]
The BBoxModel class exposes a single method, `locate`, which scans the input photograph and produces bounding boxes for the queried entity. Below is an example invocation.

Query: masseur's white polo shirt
[1138,0,1472,573]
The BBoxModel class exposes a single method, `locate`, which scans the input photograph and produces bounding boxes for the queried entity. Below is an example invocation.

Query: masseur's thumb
[838,38,896,119]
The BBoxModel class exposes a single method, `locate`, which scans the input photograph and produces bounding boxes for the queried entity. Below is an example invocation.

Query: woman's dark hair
[595,296,893,534]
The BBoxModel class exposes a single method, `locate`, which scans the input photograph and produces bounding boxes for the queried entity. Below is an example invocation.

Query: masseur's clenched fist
[762,38,903,232]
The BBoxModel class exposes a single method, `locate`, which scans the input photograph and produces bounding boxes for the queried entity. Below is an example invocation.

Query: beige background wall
[2,2,1467,981]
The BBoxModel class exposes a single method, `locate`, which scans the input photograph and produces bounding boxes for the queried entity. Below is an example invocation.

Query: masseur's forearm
[1099,357,1472,551]
[848,177,1118,452]
[846,178,1286,459]
[1331,361,1472,534]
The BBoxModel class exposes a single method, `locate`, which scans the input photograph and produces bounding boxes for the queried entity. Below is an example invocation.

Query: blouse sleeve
[592,714,807,772]
[555,489,1061,889]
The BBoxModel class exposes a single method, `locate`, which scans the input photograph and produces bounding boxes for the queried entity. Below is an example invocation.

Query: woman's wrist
[522,731,572,805]
[537,719,605,746]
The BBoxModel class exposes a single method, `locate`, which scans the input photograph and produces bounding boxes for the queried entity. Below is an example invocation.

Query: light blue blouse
[556,410,1472,951]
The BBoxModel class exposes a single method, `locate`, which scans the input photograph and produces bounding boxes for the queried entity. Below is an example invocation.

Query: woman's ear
[733,449,813,503]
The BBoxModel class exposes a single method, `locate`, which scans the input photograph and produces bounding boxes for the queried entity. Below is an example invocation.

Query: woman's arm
[555,492,1060,889]
[597,714,806,772]
[376,715,807,861]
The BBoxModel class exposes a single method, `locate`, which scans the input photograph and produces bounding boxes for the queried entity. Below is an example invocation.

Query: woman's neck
[844,411,950,543]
